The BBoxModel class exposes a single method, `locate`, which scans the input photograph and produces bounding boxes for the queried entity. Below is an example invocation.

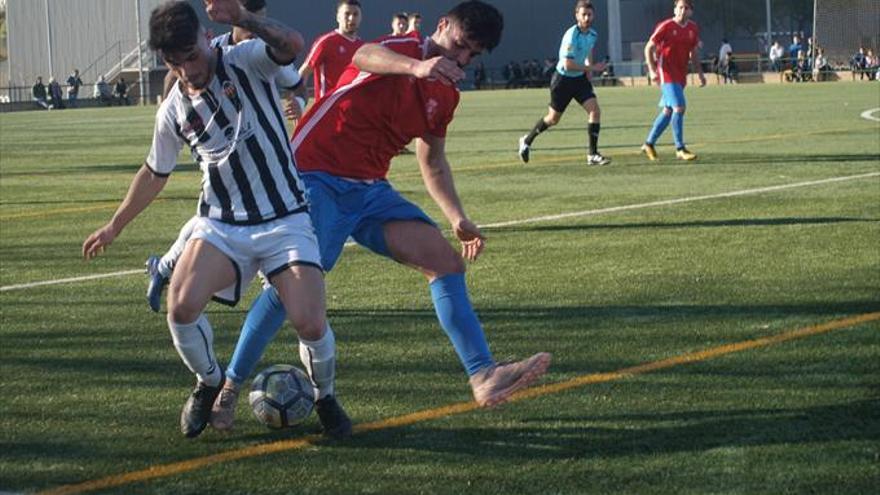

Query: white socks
[298,325,336,399]
[168,314,222,387]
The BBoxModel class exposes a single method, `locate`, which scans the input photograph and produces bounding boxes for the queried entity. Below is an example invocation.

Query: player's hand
[591,62,607,73]
[82,224,118,260]
[414,57,466,85]
[453,218,486,262]
[698,73,707,87]
[204,0,243,25]
[648,69,659,83]
[285,96,304,121]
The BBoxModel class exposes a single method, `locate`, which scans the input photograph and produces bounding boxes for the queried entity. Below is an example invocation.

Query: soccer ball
[249,364,315,429]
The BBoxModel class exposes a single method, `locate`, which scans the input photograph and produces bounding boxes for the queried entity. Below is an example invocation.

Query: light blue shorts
[658,83,686,109]
[303,171,436,271]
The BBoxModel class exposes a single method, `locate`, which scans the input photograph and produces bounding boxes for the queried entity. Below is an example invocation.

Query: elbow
[352,46,371,70]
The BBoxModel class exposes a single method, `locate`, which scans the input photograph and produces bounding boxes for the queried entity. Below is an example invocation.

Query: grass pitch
[1,81,879,494]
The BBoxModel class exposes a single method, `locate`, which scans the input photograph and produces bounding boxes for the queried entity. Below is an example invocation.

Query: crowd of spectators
[30,69,131,110]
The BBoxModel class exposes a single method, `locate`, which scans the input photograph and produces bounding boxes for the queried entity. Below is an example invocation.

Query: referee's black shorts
[549,72,597,113]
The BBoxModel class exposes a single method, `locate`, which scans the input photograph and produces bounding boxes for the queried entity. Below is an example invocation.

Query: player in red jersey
[300,0,363,101]
[641,0,705,162]
[214,2,551,419]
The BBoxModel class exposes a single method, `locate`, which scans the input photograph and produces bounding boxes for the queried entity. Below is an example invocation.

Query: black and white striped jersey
[147,39,307,225]
[211,33,303,90]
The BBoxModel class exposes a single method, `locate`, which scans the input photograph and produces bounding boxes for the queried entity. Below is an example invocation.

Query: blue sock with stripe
[646,110,671,145]
[226,287,286,385]
[672,111,685,149]
[429,273,494,376]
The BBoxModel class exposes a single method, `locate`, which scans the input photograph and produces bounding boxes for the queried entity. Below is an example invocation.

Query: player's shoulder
[211,32,232,49]
[375,34,423,57]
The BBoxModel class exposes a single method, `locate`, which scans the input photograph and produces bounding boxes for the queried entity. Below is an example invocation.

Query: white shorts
[189,213,322,306]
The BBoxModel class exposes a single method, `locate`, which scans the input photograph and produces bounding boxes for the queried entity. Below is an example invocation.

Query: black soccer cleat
[180,374,224,438]
[315,395,353,439]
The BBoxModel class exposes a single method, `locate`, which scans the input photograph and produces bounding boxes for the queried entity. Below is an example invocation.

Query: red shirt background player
[300,0,363,101]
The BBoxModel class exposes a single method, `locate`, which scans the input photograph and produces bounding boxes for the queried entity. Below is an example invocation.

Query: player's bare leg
[384,220,551,407]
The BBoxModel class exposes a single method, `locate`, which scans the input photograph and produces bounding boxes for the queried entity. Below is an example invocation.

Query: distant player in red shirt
[641,0,706,161]
[300,0,363,101]
[406,12,422,38]
[228,0,551,411]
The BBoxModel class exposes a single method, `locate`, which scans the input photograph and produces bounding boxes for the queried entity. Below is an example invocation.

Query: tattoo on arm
[238,15,297,56]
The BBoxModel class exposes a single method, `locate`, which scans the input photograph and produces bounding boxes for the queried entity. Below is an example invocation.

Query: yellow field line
[37,311,880,495]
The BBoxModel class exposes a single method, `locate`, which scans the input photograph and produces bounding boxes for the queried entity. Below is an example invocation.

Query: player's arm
[644,39,659,81]
[691,41,707,86]
[205,0,304,63]
[82,165,168,260]
[415,135,485,261]
[353,43,465,85]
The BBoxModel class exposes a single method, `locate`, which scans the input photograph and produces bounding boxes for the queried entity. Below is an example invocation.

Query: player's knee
[674,106,686,114]
[663,108,673,116]
[434,253,466,277]
[545,114,561,126]
[166,292,201,323]
[289,313,326,341]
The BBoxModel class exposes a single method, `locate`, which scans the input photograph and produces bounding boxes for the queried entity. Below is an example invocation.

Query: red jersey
[292,36,460,181]
[649,19,700,85]
[302,30,364,100]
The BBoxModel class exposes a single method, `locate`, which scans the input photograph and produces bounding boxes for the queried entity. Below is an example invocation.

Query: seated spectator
[724,55,739,84]
[93,75,113,105]
[32,76,50,110]
[47,77,65,109]
[812,48,832,81]
[794,50,811,82]
[769,41,785,72]
[866,49,879,80]
[851,47,868,79]
[114,77,130,106]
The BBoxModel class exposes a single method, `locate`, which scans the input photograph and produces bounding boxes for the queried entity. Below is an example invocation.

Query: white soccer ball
[249,364,315,429]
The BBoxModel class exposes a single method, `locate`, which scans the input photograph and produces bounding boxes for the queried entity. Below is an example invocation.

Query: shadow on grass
[693,152,880,166]
[492,216,878,233]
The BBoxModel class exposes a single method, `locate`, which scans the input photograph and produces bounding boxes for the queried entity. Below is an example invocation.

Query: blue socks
[429,273,494,376]
[672,111,685,149]
[226,287,286,385]
[646,110,671,145]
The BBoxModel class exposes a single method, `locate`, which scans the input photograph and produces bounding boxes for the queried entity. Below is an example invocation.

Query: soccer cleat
[180,374,224,438]
[587,153,611,166]
[676,147,697,161]
[315,395,353,439]
[641,143,659,161]
[518,135,530,163]
[469,352,552,408]
[145,255,168,313]
[210,381,240,431]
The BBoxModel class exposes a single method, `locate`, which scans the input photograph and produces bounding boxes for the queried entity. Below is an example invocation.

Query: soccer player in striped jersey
[299,0,363,102]
[214,1,551,415]
[518,0,610,166]
[641,0,705,161]
[82,0,352,439]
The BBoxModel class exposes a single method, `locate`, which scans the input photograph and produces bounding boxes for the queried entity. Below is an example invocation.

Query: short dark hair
[149,1,200,54]
[337,0,360,9]
[575,0,594,11]
[242,0,266,13]
[393,12,408,22]
[408,12,421,20]
[446,1,504,52]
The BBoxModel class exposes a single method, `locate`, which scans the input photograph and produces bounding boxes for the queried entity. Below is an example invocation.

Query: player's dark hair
[337,0,361,9]
[408,12,421,20]
[393,12,408,21]
[242,0,266,13]
[148,1,200,54]
[446,1,504,52]
[575,0,594,11]
[676,0,694,6]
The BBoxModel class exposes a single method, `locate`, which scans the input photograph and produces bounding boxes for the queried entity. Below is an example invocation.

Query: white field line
[860,108,880,122]
[2,172,878,293]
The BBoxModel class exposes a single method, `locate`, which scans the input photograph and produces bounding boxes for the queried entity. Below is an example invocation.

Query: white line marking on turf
[2,172,878,293]
[0,270,143,292]
[860,108,880,122]
[480,172,880,229]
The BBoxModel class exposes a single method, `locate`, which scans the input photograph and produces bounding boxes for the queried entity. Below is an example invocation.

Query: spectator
[390,12,407,36]
[542,57,556,82]
[718,38,733,84]
[851,47,867,80]
[473,61,486,90]
[32,76,50,110]
[502,61,512,88]
[66,69,83,108]
[725,55,739,83]
[47,77,64,109]
[114,77,129,106]
[93,75,113,105]
[769,40,784,72]
[812,48,831,81]
[788,35,802,68]
[794,50,811,82]
[865,49,879,80]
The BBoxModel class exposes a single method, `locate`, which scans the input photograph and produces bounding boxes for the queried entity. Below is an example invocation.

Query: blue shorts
[303,171,436,271]
[658,83,686,109]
